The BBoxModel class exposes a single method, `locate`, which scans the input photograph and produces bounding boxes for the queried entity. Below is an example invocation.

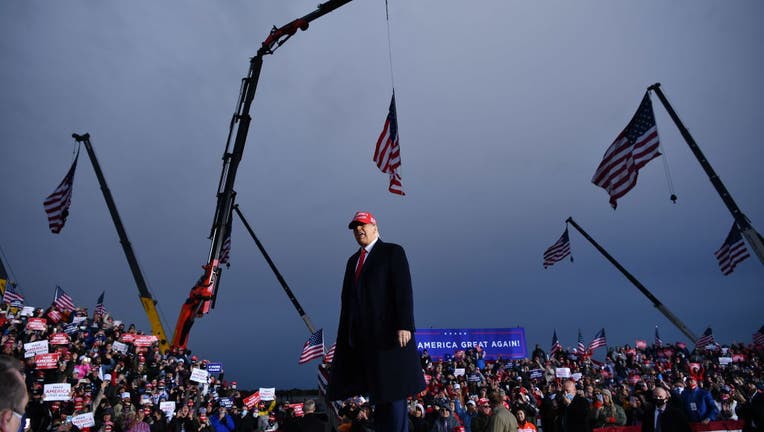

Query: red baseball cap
[348,211,376,229]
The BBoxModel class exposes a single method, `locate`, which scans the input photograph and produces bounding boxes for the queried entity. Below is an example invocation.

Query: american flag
[543,227,572,269]
[592,93,661,209]
[324,342,336,364]
[695,327,716,349]
[299,329,324,364]
[317,364,342,422]
[654,326,663,347]
[588,328,607,352]
[2,285,24,306]
[753,326,764,346]
[44,153,79,234]
[374,93,405,195]
[550,330,562,355]
[94,291,106,319]
[54,285,76,312]
[714,223,750,275]
[577,329,586,354]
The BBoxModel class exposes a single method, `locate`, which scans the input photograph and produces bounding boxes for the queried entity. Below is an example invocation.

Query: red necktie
[354,248,367,282]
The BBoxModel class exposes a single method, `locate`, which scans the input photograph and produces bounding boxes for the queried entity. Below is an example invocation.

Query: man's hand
[397,330,411,347]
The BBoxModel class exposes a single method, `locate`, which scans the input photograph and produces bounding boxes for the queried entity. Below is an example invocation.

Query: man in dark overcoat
[327,211,426,432]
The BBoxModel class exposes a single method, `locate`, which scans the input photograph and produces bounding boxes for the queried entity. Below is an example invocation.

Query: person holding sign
[327,212,425,432]
[0,355,28,432]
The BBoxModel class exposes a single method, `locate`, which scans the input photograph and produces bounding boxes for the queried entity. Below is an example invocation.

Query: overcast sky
[1,1,762,390]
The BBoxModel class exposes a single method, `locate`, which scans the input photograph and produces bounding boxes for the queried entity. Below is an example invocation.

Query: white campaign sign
[190,368,209,383]
[571,373,582,381]
[44,383,72,401]
[72,413,95,428]
[112,341,128,354]
[555,367,571,378]
[259,387,276,400]
[160,401,176,417]
[454,368,466,377]
[24,340,49,358]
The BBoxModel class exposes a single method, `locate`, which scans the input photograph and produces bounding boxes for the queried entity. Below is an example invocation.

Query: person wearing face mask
[680,378,718,424]
[642,387,690,432]
[560,381,591,432]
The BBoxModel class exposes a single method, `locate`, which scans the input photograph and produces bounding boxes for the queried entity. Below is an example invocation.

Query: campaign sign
[64,323,79,334]
[718,357,733,366]
[72,413,95,428]
[35,352,60,369]
[190,368,209,383]
[555,368,571,378]
[243,391,261,409]
[120,334,136,344]
[415,328,527,360]
[453,368,465,377]
[112,341,128,354]
[20,306,35,316]
[50,333,70,345]
[72,316,86,325]
[27,318,48,331]
[529,369,544,380]
[160,401,176,417]
[24,340,49,358]
[133,335,158,347]
[207,362,223,374]
[259,387,276,401]
[220,398,233,408]
[47,310,62,323]
[44,383,72,401]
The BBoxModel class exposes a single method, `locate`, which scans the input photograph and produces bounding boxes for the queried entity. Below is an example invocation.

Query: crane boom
[172,0,354,349]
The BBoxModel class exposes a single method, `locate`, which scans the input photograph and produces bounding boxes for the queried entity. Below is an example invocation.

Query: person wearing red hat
[327,211,425,432]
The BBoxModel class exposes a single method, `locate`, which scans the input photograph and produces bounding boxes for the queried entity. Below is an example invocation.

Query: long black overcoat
[326,240,425,403]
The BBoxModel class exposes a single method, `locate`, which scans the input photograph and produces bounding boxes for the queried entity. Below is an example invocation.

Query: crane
[172,0,354,349]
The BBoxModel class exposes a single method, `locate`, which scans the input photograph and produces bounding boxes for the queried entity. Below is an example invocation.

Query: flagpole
[233,204,317,335]
[566,217,697,341]
[72,133,170,351]
[648,83,764,265]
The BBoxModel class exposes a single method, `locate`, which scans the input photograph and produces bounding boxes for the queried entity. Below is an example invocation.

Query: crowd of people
[2,300,763,432]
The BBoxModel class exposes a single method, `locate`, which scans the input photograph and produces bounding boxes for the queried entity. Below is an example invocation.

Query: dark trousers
[375,399,409,432]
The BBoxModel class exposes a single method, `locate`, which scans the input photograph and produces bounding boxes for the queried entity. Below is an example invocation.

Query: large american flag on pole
[695,327,716,349]
[2,285,24,307]
[54,285,76,312]
[374,93,405,195]
[44,152,79,234]
[94,291,106,319]
[654,325,663,347]
[543,227,572,269]
[299,329,324,364]
[714,223,750,275]
[588,328,607,352]
[753,326,764,346]
[592,93,661,209]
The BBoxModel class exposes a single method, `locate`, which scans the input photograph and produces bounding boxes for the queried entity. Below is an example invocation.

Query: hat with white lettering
[348,211,376,229]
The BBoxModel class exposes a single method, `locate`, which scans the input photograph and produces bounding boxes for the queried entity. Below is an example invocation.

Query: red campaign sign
[635,340,647,350]
[132,335,158,347]
[288,403,304,417]
[243,391,261,409]
[27,318,48,331]
[120,334,136,343]
[49,333,70,345]
[732,354,745,362]
[36,352,60,369]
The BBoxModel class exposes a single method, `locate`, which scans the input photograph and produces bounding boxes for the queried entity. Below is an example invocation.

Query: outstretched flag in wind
[94,291,106,319]
[592,93,661,209]
[374,94,405,195]
[54,285,76,312]
[44,152,80,234]
[753,326,764,347]
[543,227,572,268]
[695,327,716,349]
[2,285,24,307]
[299,328,324,364]
[714,223,750,275]
[550,330,562,355]
[588,328,607,352]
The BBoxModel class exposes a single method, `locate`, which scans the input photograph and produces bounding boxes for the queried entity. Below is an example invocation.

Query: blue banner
[414,327,527,360]
[207,362,223,374]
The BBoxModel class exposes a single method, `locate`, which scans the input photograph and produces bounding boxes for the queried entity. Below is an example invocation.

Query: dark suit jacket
[327,239,426,403]
[641,404,691,432]
[562,395,592,432]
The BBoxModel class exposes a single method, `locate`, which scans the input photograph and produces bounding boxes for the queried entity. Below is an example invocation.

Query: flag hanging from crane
[714,223,750,275]
[44,151,80,233]
[543,227,572,268]
[298,328,324,364]
[374,94,405,195]
[592,93,660,209]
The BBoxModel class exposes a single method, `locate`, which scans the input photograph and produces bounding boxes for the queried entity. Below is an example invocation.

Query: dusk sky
[1,1,762,390]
